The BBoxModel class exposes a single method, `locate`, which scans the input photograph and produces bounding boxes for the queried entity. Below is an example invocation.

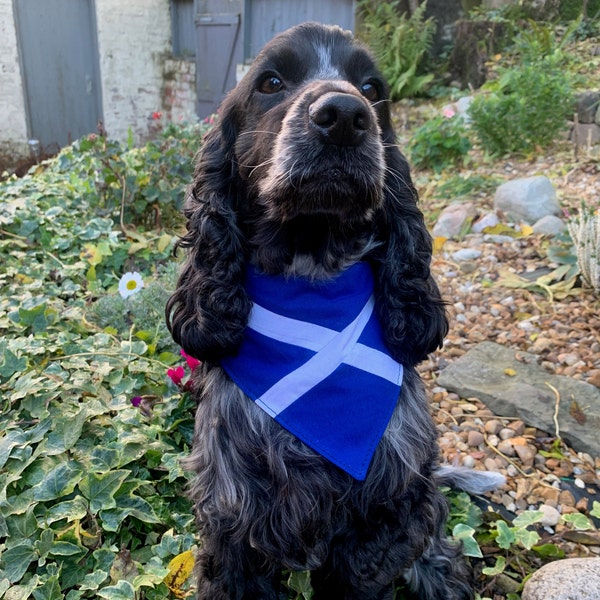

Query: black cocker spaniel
[167,22,503,600]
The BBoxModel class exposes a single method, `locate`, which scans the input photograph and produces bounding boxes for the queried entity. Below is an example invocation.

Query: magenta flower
[130,396,143,407]
[180,349,201,372]
[167,366,186,386]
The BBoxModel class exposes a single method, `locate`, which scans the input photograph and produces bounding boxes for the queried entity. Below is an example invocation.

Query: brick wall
[162,57,197,124]
[96,0,174,144]
[1,0,198,168]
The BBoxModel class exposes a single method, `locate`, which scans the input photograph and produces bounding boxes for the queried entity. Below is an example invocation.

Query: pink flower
[180,349,201,372]
[151,111,162,120]
[167,366,186,386]
[442,106,456,118]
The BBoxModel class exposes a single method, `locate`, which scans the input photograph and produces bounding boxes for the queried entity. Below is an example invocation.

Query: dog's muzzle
[309,92,372,147]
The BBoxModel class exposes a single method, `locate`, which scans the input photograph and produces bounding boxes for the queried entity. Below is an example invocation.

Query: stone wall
[0,0,30,169]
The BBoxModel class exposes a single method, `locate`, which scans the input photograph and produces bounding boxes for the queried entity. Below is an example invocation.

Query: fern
[358,1,436,100]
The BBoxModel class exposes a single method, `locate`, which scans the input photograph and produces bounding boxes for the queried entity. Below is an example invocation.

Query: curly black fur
[166,22,503,600]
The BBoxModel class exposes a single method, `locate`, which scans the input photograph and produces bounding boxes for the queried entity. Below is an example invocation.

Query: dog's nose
[309,93,371,146]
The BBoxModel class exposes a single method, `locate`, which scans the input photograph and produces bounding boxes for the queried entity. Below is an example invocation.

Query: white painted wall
[96,0,174,144]
[0,0,30,166]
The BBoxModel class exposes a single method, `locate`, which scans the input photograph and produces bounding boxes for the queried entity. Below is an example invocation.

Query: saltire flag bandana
[220,262,404,480]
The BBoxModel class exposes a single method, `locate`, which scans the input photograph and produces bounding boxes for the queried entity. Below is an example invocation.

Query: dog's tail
[434,465,505,495]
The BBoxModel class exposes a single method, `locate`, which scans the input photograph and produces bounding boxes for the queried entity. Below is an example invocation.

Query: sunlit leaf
[562,512,593,530]
[164,550,195,596]
[452,523,483,558]
[482,555,506,576]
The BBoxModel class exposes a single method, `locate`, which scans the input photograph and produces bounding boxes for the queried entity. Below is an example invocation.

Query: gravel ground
[409,146,600,586]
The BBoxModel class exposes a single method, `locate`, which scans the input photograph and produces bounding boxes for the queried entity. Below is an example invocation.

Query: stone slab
[437,342,600,457]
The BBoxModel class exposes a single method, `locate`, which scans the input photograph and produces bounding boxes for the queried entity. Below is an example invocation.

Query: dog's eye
[259,75,285,94]
[360,80,380,103]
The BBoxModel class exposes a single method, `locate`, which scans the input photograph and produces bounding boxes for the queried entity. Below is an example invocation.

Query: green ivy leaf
[6,505,38,540]
[33,461,84,502]
[561,512,593,530]
[45,495,89,525]
[495,520,515,550]
[96,580,136,600]
[512,510,544,528]
[79,570,109,591]
[79,470,130,514]
[482,555,506,576]
[0,575,39,600]
[49,541,85,557]
[452,523,483,558]
[0,347,27,381]
[589,501,600,520]
[100,493,162,532]
[34,528,55,561]
[287,570,312,598]
[515,528,541,550]
[45,410,88,454]
[32,575,63,600]
[532,543,565,558]
[0,430,27,469]
[1,541,36,583]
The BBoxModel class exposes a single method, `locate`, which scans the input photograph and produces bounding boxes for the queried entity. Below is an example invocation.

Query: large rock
[494,176,560,224]
[532,215,566,236]
[522,558,600,600]
[437,342,600,457]
[571,123,600,147]
[432,202,476,239]
[575,91,600,124]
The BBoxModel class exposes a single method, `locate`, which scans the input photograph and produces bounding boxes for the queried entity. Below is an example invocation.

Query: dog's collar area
[220,263,403,480]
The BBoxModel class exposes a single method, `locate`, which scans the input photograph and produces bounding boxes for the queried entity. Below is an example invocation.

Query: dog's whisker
[245,157,276,179]
[237,129,279,137]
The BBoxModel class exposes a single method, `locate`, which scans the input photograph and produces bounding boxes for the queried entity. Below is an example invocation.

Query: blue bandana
[220,262,403,480]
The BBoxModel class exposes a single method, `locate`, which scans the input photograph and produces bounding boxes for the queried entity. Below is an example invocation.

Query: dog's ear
[374,127,448,366]
[166,103,252,362]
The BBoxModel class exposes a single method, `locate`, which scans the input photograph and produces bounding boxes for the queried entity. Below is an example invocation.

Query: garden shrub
[468,57,574,156]
[357,0,436,100]
[409,112,471,172]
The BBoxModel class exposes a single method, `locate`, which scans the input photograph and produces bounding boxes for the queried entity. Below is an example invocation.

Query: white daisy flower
[118,271,144,298]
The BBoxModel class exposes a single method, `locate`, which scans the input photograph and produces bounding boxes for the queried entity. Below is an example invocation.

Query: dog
[166,22,503,600]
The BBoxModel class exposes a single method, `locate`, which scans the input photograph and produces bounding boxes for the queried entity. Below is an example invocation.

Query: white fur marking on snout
[315,43,341,79]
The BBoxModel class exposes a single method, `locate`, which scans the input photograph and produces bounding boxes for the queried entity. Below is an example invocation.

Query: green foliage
[444,489,600,587]
[468,57,574,156]
[512,17,584,62]
[357,1,436,99]
[560,0,600,22]
[433,173,501,200]
[409,113,472,172]
[52,120,206,232]
[0,123,205,597]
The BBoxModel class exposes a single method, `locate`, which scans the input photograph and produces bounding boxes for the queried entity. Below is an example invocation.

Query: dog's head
[167,23,448,365]
[234,24,386,223]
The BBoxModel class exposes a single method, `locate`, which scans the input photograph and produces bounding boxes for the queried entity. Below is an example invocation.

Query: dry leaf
[569,399,587,425]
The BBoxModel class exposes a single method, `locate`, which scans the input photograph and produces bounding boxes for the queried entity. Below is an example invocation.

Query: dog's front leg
[196,535,282,600]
